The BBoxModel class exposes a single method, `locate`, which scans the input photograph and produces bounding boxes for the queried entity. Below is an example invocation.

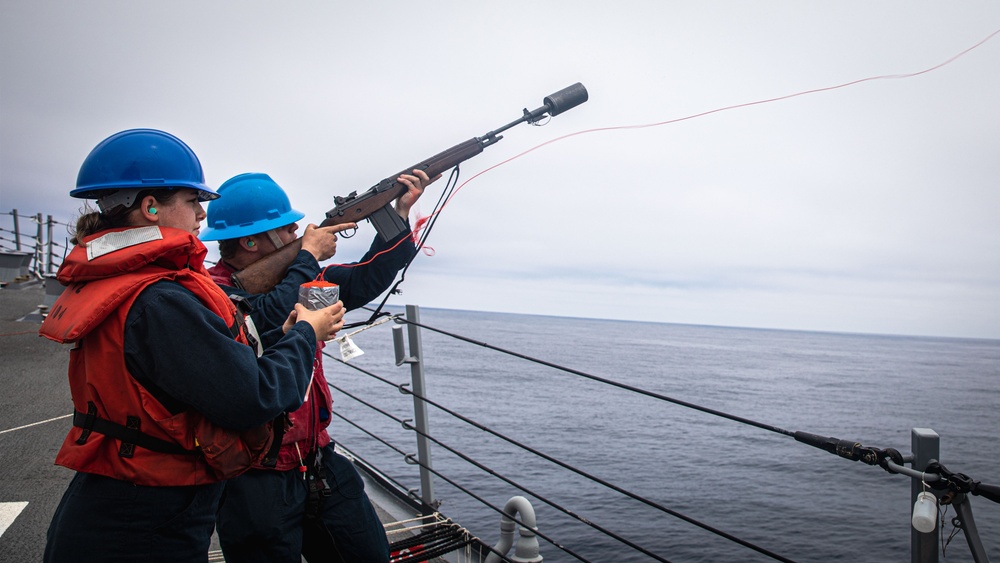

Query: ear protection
[148,207,157,215]
[246,240,255,247]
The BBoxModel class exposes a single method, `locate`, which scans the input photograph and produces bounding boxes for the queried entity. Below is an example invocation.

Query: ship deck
[0,281,446,562]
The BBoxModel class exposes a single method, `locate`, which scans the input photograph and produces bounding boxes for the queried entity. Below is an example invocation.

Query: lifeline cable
[335,386,675,562]
[382,315,999,506]
[394,315,794,437]
[313,30,1000,557]
[329,349,797,563]
[331,410,583,563]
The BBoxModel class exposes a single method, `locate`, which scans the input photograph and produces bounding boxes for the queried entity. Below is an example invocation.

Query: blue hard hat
[199,173,305,241]
[71,129,218,201]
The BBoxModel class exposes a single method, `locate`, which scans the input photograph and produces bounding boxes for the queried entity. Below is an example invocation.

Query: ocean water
[329,307,1000,562]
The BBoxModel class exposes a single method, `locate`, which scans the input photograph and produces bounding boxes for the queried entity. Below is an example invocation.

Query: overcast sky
[2,1,999,339]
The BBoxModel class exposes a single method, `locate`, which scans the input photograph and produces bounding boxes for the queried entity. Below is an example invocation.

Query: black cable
[342,165,462,330]
[394,315,794,437]
[390,525,475,561]
[396,536,477,562]
[332,354,797,562]
[389,525,455,550]
[336,444,415,504]
[331,380,676,562]
[329,308,999,561]
[331,410,578,563]
[390,316,1000,511]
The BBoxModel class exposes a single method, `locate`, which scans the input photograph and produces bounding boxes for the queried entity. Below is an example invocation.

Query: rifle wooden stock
[228,82,589,295]
[322,138,485,228]
[230,238,305,293]
[231,138,486,294]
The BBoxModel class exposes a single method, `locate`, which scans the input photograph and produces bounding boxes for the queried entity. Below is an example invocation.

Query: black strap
[118,416,140,458]
[259,414,287,468]
[72,410,198,457]
[304,449,332,520]
[228,294,259,352]
[75,402,98,445]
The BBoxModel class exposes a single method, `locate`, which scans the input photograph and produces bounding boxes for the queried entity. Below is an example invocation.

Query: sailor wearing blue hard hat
[41,128,342,563]
[201,168,436,563]
[72,128,219,208]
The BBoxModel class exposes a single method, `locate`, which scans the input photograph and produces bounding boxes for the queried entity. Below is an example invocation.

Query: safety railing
[326,304,998,563]
[0,210,71,282]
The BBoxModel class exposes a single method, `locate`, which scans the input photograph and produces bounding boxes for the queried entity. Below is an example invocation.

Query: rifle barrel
[232,82,589,294]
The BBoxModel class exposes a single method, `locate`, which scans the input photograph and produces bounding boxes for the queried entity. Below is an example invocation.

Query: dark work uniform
[213,229,416,563]
[45,281,317,563]
[216,228,416,330]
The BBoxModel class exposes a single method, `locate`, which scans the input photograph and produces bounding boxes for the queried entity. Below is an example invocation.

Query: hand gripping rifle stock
[230,82,588,294]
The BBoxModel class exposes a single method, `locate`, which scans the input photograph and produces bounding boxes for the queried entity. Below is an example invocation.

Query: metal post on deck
[12,209,21,251]
[46,215,55,274]
[392,304,437,512]
[912,428,940,563]
[33,213,43,276]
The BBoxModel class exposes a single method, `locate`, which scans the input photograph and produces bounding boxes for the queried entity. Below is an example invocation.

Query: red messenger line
[324,24,1000,271]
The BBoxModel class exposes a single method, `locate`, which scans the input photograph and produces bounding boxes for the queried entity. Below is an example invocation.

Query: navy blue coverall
[214,228,416,563]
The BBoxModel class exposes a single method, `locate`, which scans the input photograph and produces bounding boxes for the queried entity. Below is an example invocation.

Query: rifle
[231,82,589,294]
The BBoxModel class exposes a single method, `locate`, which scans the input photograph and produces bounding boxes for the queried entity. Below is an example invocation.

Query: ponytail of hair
[70,189,181,246]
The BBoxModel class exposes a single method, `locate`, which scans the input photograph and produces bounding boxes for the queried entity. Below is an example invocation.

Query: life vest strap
[75,402,98,445]
[228,294,258,352]
[259,414,287,468]
[304,449,332,521]
[72,410,198,457]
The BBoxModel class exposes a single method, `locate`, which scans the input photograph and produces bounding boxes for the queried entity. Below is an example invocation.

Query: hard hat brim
[199,209,305,241]
[70,182,220,201]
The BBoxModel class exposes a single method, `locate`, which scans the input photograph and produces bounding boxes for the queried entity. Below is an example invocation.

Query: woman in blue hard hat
[39,129,344,563]
[201,170,433,563]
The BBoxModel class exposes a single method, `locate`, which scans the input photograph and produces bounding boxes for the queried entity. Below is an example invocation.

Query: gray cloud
[3,1,999,337]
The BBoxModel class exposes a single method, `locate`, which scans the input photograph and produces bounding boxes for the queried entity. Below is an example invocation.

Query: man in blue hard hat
[201,169,435,563]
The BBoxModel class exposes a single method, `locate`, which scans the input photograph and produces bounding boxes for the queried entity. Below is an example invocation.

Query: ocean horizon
[378,303,1000,343]
[332,305,1000,562]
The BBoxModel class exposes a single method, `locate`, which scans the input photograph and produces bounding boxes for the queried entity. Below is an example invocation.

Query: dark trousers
[44,472,223,563]
[217,445,390,563]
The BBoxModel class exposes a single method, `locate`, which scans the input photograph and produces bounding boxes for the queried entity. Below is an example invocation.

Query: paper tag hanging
[338,335,365,362]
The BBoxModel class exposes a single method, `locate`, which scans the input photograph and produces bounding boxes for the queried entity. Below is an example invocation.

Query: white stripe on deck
[0,502,28,537]
[0,413,72,435]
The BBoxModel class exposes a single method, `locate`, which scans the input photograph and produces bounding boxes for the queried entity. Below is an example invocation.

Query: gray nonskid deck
[0,282,453,563]
[0,281,74,563]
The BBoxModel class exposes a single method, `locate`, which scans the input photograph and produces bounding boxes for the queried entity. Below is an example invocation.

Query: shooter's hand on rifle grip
[395,169,441,219]
[300,223,357,262]
[285,301,345,342]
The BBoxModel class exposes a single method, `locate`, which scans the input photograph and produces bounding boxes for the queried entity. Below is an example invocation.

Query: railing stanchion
[33,213,43,277]
[912,428,940,563]
[395,304,437,512]
[46,215,55,274]
[12,209,21,251]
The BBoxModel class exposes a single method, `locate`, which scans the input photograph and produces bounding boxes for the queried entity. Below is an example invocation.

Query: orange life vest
[207,260,333,471]
[40,226,272,485]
